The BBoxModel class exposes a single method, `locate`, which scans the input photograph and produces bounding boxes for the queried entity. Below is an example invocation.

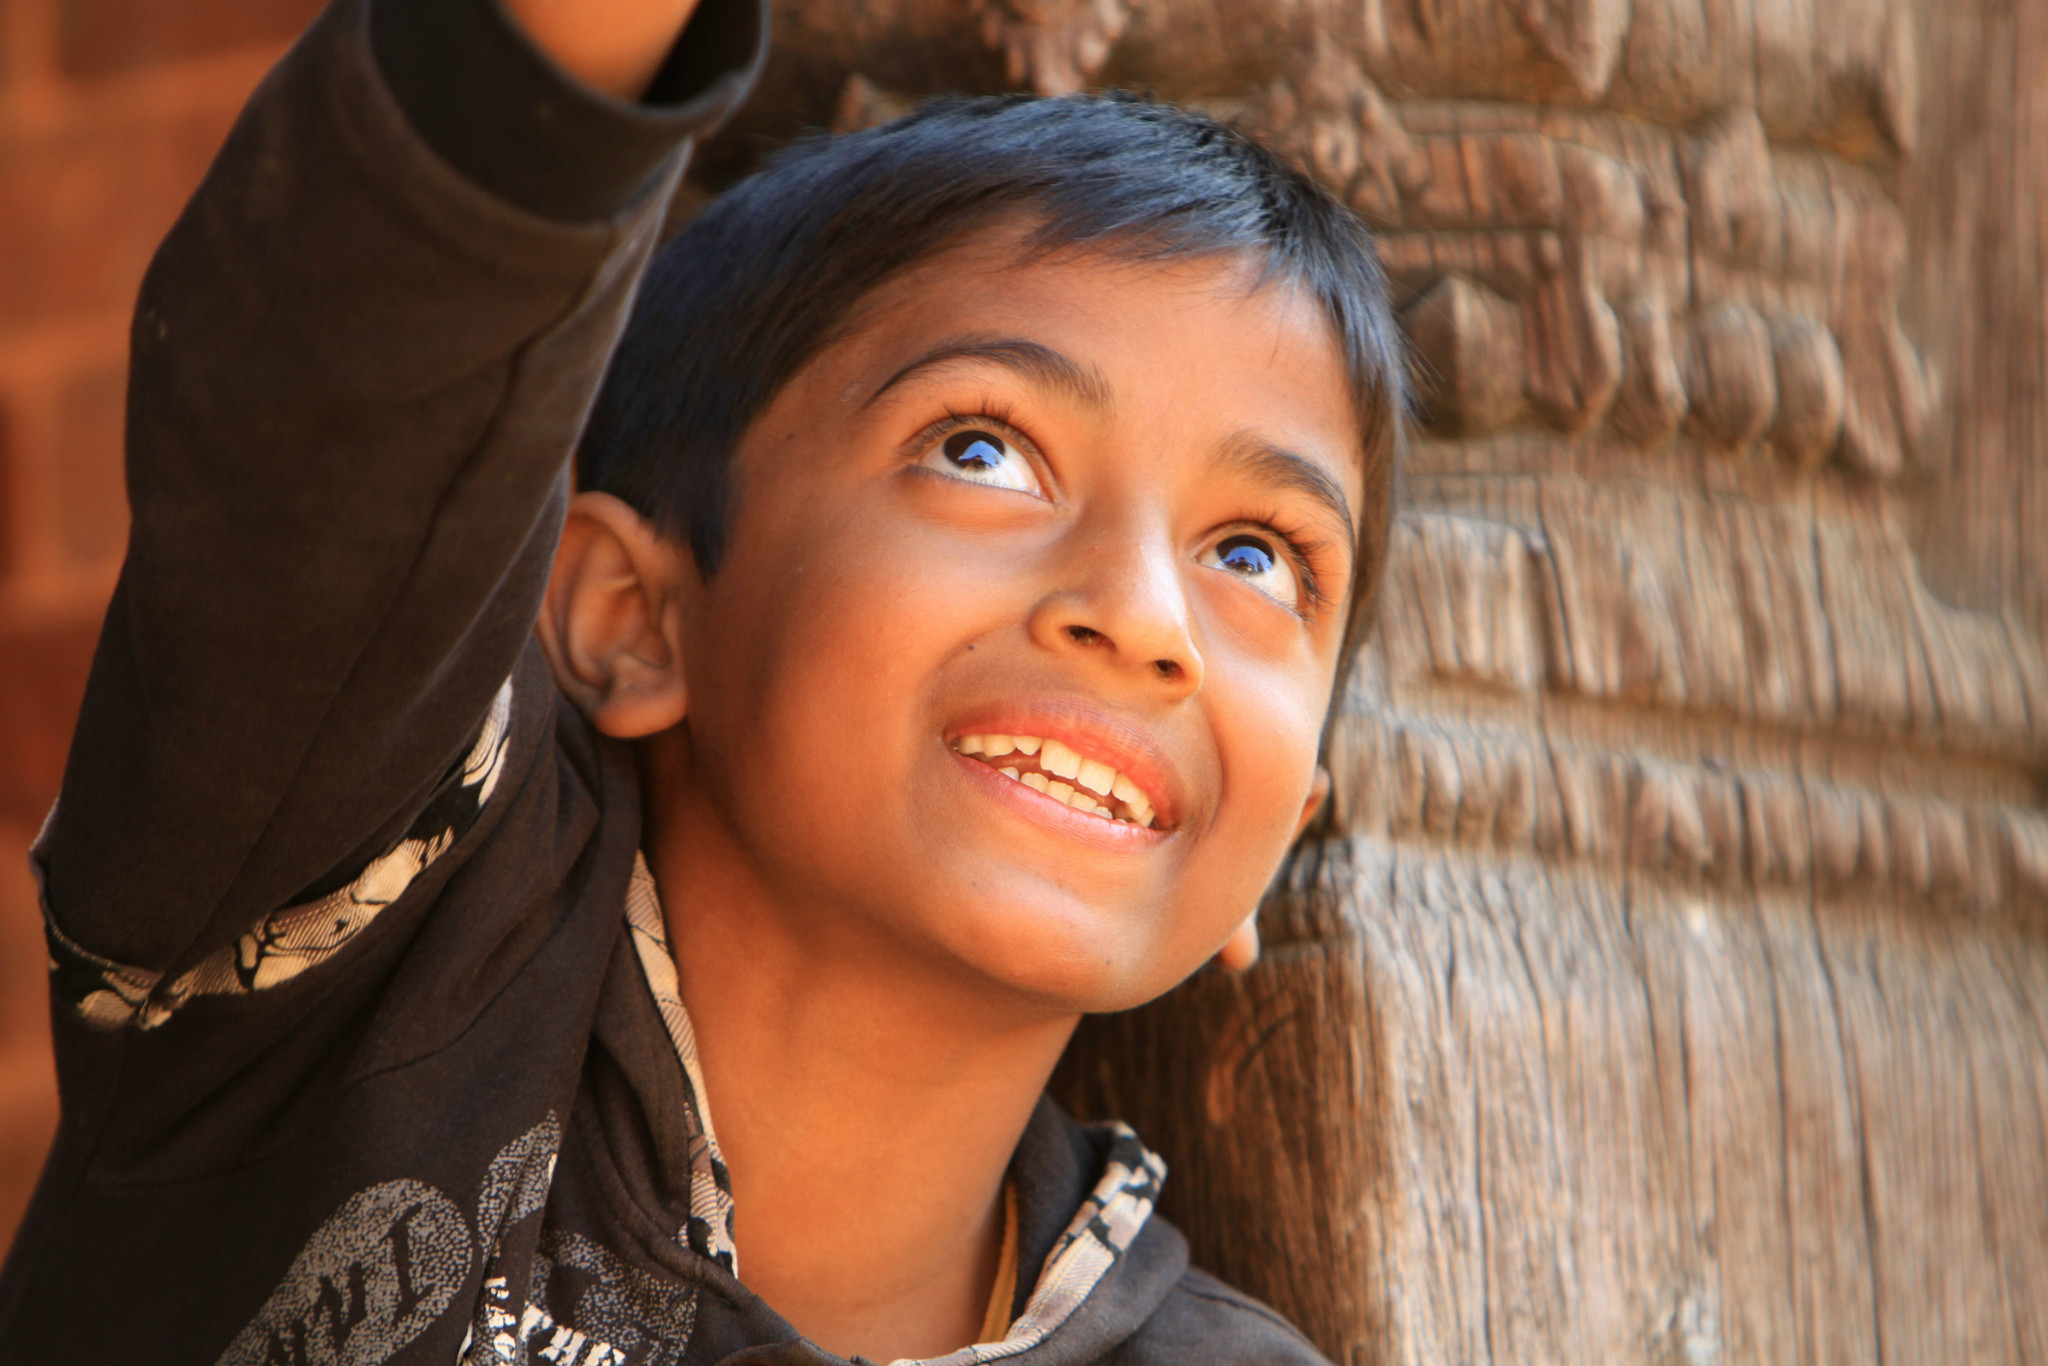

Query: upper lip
[943,700,1183,828]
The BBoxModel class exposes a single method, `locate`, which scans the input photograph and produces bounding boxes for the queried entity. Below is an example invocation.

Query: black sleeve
[39,0,764,973]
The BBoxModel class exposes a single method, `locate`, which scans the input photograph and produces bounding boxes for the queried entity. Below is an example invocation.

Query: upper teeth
[954,734,1157,827]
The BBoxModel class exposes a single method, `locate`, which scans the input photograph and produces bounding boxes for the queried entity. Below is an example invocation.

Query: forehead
[804,233,1365,513]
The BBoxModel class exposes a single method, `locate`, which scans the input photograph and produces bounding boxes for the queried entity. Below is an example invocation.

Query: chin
[937,888,1216,1016]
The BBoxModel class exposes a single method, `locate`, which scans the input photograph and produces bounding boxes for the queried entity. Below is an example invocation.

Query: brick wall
[0,0,320,1256]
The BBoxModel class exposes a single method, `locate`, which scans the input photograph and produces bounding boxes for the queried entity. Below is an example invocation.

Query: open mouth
[951,733,1159,828]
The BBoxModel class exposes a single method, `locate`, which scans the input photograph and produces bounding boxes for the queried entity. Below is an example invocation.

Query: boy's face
[647,235,1363,1013]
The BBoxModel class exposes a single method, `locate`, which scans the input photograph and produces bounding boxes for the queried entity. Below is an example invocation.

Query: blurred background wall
[0,0,322,1250]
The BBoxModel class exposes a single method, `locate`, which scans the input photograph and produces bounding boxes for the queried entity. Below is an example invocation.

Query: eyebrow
[1215,435,1356,542]
[865,335,1114,413]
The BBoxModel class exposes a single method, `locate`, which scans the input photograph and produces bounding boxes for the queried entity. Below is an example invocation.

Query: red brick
[0,816,58,1257]
[0,393,14,578]
[57,0,322,80]
[0,1054,57,1257]
[53,358,128,567]
[0,620,97,826]
[0,0,50,91]
[0,818,53,1048]
[0,98,239,330]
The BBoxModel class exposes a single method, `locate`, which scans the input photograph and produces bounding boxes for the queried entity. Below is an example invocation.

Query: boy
[0,0,1404,1357]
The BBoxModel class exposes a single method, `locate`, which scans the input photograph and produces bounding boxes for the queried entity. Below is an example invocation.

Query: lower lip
[948,750,1169,852]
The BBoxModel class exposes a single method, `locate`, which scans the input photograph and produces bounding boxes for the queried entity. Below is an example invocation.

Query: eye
[1201,532,1302,610]
[915,426,1045,496]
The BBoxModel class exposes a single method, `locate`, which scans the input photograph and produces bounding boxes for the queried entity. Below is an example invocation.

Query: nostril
[1153,659,1181,681]
[1066,625,1104,646]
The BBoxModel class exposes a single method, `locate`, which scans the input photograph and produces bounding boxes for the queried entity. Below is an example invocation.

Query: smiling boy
[0,0,1403,1360]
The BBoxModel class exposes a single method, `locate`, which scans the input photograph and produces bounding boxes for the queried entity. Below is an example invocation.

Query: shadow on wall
[0,0,326,1252]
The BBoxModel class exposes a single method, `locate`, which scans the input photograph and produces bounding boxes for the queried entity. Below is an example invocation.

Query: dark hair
[579,91,1408,643]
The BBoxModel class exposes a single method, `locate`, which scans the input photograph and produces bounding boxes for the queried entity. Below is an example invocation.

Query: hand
[501,0,704,101]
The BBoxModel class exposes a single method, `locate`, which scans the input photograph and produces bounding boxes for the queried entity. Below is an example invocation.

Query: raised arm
[39,0,762,971]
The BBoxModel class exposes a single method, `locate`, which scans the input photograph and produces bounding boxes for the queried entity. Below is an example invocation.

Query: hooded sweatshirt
[0,0,1330,1361]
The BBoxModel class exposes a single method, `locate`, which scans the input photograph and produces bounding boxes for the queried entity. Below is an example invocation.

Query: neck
[640,737,1079,1362]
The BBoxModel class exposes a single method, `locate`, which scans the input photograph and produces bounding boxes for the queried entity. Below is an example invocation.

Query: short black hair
[578,91,1408,641]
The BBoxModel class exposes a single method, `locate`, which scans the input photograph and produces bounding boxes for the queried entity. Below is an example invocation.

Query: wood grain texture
[690,0,2048,1355]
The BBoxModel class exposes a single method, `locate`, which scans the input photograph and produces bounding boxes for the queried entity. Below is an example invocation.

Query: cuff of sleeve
[368,0,766,223]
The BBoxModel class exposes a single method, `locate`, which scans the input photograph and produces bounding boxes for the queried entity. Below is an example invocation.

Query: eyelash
[902,406,1332,615]
[903,403,1044,473]
[1231,507,1330,615]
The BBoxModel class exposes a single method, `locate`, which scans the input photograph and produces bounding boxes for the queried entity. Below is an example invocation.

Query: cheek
[1203,599,1331,803]
[1082,666,1329,1011]
[692,503,1019,824]
[757,521,1006,694]
[1187,663,1328,908]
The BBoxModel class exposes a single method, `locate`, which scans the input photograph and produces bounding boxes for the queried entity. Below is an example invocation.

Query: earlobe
[1215,914,1260,973]
[538,491,692,738]
[1295,765,1332,841]
[1216,768,1333,975]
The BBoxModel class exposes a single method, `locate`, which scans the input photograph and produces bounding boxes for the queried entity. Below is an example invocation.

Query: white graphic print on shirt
[216,1113,563,1366]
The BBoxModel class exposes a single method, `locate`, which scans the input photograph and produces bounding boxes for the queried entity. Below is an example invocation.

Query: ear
[1215,766,1333,974]
[537,491,692,738]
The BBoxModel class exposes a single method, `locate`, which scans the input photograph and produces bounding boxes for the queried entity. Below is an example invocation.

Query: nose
[1026,520,1205,697]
